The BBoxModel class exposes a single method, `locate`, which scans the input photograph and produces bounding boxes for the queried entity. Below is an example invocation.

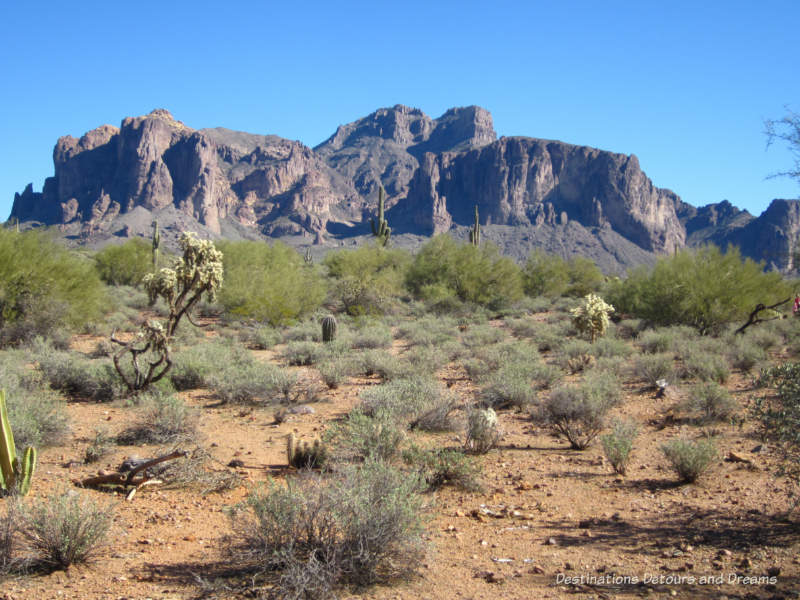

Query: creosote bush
[601,419,639,475]
[403,446,482,492]
[227,461,426,598]
[661,438,717,483]
[684,382,736,424]
[19,490,113,569]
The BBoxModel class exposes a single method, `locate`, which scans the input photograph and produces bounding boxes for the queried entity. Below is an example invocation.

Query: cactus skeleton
[0,389,37,495]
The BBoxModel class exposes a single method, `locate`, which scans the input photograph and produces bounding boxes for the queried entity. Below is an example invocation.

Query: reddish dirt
[3,326,799,600]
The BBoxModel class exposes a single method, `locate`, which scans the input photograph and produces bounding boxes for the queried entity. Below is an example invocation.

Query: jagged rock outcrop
[396,137,684,254]
[314,105,496,206]
[11,105,703,267]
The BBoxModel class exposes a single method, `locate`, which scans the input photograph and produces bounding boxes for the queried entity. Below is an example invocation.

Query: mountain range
[9,106,800,273]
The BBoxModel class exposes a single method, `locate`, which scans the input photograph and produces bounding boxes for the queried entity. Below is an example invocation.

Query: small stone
[719,549,732,558]
[227,459,245,468]
[739,557,752,568]
[530,565,545,574]
[767,566,781,577]
[546,537,557,546]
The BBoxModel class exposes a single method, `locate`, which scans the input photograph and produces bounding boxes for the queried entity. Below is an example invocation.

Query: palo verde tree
[111,232,223,393]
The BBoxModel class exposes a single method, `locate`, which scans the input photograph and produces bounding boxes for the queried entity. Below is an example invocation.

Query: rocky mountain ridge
[9,106,800,272]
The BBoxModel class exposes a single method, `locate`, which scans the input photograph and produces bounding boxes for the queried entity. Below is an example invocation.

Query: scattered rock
[546,537,558,546]
[227,459,245,468]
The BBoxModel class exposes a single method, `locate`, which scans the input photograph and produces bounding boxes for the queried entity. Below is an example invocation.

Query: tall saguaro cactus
[0,390,37,496]
[371,186,391,246]
[469,205,481,247]
[152,219,161,269]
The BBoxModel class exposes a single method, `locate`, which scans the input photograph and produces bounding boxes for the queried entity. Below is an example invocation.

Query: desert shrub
[350,325,393,350]
[170,340,246,390]
[0,501,21,574]
[588,356,628,378]
[727,336,767,372]
[83,429,114,464]
[591,336,633,359]
[283,319,323,343]
[211,361,296,405]
[410,396,458,432]
[522,250,570,297]
[607,246,791,335]
[403,446,482,492]
[522,251,603,298]
[93,238,153,287]
[359,377,445,426]
[480,363,538,410]
[19,490,113,569]
[637,326,697,354]
[506,316,541,338]
[402,344,453,375]
[559,339,594,369]
[679,345,730,383]
[116,393,198,444]
[754,363,800,464]
[394,315,458,346]
[616,318,643,339]
[317,357,355,389]
[353,349,402,380]
[242,325,282,350]
[326,409,406,462]
[324,244,411,315]
[661,438,717,483]
[5,389,69,449]
[683,382,736,424]
[461,324,506,348]
[632,352,675,388]
[228,461,426,596]
[539,372,620,449]
[0,229,106,346]
[747,327,783,352]
[406,235,523,310]
[34,345,119,402]
[217,240,326,326]
[601,419,639,475]
[284,341,325,366]
[464,407,500,454]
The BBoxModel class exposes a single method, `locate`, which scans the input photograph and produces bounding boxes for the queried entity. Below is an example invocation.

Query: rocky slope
[10,105,798,272]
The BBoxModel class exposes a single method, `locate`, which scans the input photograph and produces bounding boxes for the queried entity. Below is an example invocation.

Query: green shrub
[608,246,791,335]
[19,490,113,568]
[591,337,633,359]
[637,326,696,354]
[93,238,153,286]
[461,325,507,348]
[406,235,523,310]
[116,393,198,444]
[5,389,69,449]
[350,325,393,350]
[34,345,119,402]
[317,357,355,389]
[403,445,482,492]
[601,419,639,475]
[522,250,570,297]
[284,341,324,366]
[727,336,766,372]
[0,230,106,345]
[283,319,323,342]
[359,377,448,427]
[480,363,538,410]
[684,382,736,424]
[539,372,620,449]
[228,461,426,596]
[324,244,410,315]
[679,346,730,383]
[394,315,458,347]
[632,352,675,388]
[83,430,113,464]
[217,240,326,325]
[242,325,282,350]
[211,361,296,405]
[755,363,800,459]
[326,410,406,462]
[0,501,21,574]
[170,340,247,390]
[661,438,717,483]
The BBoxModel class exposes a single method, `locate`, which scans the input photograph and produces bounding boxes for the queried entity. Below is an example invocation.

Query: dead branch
[734,297,791,335]
[75,450,187,491]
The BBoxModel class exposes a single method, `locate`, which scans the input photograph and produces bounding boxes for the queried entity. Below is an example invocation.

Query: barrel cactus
[321,315,337,342]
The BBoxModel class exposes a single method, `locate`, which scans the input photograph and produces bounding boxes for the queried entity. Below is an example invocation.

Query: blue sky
[1,0,798,220]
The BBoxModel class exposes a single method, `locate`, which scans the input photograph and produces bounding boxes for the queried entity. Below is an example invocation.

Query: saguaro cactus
[370,186,391,246]
[152,219,161,268]
[321,315,337,342]
[0,390,37,496]
[469,205,481,247]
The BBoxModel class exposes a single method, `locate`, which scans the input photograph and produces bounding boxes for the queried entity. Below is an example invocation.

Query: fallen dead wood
[75,450,187,498]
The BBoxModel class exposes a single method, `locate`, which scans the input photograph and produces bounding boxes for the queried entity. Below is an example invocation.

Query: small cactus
[0,389,37,496]
[322,315,337,342]
[469,205,481,247]
[370,186,391,246]
[287,433,328,469]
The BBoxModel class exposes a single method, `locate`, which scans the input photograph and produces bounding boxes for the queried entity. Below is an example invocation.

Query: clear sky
[2,0,798,220]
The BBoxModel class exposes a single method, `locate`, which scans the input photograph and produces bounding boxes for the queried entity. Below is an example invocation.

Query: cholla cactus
[464,407,500,454]
[571,293,614,343]
[113,232,223,392]
[287,433,329,469]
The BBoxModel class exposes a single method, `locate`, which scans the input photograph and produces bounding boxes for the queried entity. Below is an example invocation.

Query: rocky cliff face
[11,105,704,269]
[397,137,684,254]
